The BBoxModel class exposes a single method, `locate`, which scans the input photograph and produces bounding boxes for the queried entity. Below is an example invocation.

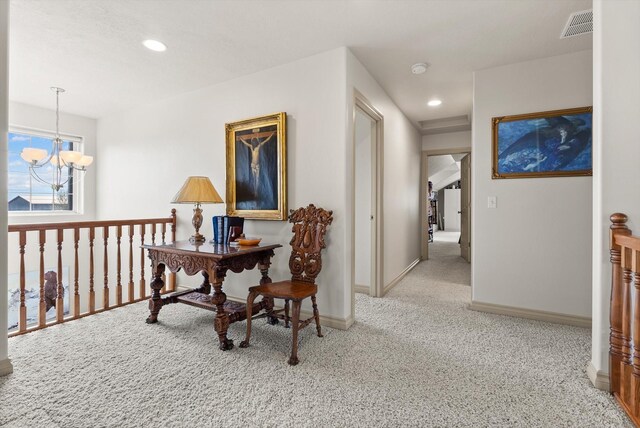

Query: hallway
[427,230,470,286]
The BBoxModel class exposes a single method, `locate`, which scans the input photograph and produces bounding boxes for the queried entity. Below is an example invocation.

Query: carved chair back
[288,204,333,284]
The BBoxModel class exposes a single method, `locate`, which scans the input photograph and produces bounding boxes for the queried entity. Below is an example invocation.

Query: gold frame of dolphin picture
[492,106,592,179]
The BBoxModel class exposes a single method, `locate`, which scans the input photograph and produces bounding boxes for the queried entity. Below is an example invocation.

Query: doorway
[352,92,383,298]
[421,149,471,262]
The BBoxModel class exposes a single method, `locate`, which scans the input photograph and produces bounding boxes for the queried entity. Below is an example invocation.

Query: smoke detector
[561,9,593,38]
[411,63,429,74]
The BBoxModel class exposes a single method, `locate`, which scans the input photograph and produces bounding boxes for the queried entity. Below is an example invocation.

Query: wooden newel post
[632,243,640,417]
[621,229,635,404]
[610,213,631,397]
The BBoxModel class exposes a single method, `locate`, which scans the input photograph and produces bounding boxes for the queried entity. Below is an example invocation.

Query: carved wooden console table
[142,241,282,350]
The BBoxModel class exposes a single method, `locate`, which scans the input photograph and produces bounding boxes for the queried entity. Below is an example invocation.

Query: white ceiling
[428,154,466,191]
[9,0,592,125]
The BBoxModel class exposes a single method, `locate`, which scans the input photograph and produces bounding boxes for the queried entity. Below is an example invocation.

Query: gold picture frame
[492,106,592,179]
[225,112,287,220]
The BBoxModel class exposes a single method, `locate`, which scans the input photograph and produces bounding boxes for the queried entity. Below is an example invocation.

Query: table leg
[146,263,165,324]
[210,267,233,350]
[194,270,211,295]
[259,258,278,325]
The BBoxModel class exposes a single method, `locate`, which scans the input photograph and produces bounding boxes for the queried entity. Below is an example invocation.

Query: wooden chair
[240,204,333,365]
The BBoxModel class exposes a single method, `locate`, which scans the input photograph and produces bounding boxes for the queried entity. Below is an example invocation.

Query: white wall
[354,109,372,289]
[422,130,471,152]
[97,48,349,322]
[591,0,640,382]
[472,50,593,317]
[346,50,422,295]
[0,0,11,375]
[97,47,421,324]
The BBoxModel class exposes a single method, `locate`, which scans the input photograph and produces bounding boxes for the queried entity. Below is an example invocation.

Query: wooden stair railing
[8,210,176,337]
[610,213,640,427]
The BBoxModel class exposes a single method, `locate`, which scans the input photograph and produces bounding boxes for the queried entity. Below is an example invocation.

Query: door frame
[352,90,384,300]
[460,153,471,262]
[420,147,471,260]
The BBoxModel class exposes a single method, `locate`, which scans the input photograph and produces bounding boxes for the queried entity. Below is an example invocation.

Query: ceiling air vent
[561,9,593,38]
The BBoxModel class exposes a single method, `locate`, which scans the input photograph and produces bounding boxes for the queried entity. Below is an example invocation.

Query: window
[8,130,82,213]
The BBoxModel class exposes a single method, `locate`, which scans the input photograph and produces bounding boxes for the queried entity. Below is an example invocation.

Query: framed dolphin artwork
[492,106,592,179]
[225,112,287,220]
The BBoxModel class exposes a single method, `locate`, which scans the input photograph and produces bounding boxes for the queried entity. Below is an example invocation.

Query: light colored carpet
[1,253,630,427]
[428,230,470,286]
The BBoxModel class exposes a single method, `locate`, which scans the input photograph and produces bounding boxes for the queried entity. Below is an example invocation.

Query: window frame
[8,125,86,217]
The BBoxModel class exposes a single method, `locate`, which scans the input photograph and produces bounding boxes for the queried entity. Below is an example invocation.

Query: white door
[354,108,375,295]
[444,188,461,231]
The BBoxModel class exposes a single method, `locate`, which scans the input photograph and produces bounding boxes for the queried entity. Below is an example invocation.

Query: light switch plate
[488,196,497,208]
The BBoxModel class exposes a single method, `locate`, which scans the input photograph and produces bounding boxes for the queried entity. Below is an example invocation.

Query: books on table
[211,216,244,245]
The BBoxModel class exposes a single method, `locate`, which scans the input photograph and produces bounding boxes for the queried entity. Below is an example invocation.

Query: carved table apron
[142,241,282,350]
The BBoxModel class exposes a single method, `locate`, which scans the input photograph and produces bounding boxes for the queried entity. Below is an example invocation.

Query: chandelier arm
[29,166,55,186]
[55,171,73,191]
[30,151,55,168]
[68,164,87,172]
[55,162,61,190]
[29,165,71,191]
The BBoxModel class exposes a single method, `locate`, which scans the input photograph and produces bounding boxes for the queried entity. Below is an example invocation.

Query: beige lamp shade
[171,176,223,204]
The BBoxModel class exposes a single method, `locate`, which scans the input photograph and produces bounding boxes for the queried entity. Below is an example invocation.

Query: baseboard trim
[310,311,353,330]
[383,258,421,296]
[0,358,13,376]
[342,314,355,330]
[587,361,610,391]
[468,301,592,328]
[355,285,370,295]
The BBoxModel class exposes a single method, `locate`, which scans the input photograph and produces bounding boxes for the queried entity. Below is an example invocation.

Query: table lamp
[172,176,223,243]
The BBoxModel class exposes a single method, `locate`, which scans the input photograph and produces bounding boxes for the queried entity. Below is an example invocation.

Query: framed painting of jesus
[225,112,287,220]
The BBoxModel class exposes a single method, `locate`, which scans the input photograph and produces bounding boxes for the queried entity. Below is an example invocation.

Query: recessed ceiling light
[428,99,442,107]
[411,63,429,74]
[143,39,167,52]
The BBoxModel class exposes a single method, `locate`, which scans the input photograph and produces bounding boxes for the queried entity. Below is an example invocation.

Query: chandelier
[20,87,94,191]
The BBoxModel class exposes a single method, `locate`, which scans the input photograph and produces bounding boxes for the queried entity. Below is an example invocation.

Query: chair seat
[249,280,317,300]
